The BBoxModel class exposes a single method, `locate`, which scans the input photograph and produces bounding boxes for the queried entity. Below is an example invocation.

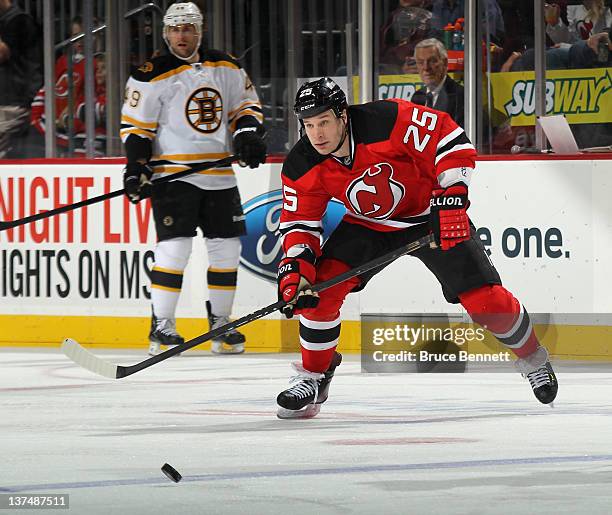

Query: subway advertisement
[377,68,612,125]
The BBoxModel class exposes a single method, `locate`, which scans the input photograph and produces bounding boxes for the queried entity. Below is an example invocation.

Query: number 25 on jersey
[403,107,437,153]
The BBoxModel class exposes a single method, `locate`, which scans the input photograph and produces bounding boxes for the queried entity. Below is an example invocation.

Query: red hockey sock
[509,333,539,358]
[296,258,354,373]
[301,347,337,373]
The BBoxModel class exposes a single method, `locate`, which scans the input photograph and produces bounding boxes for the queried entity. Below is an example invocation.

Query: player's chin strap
[328,117,349,156]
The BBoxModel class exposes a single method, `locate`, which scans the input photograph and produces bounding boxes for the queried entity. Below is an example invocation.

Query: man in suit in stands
[411,37,465,128]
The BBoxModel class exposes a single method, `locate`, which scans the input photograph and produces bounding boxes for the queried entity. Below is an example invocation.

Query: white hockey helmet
[163,2,203,30]
[163,2,203,61]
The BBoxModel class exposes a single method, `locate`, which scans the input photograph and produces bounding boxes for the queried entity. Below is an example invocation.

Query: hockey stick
[62,233,436,379]
[0,155,237,232]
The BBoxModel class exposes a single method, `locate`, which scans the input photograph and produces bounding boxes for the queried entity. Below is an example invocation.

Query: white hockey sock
[205,237,240,317]
[150,237,192,319]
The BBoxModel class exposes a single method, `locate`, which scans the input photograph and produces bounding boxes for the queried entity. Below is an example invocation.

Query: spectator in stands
[410,37,510,150]
[569,30,612,147]
[569,29,612,66]
[411,38,465,127]
[0,0,42,158]
[432,0,463,28]
[500,29,611,71]
[500,30,612,149]
[380,0,439,73]
[431,0,505,43]
[67,53,106,156]
[31,16,103,156]
[545,0,612,45]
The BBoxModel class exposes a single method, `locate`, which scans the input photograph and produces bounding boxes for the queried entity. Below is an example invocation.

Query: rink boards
[0,156,611,359]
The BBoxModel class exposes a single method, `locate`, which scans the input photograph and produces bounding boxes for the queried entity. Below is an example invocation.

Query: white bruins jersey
[120,50,263,190]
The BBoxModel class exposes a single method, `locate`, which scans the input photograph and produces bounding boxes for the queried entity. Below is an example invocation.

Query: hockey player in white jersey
[120,2,266,356]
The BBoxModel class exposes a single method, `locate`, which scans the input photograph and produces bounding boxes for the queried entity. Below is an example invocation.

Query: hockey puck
[161,463,182,483]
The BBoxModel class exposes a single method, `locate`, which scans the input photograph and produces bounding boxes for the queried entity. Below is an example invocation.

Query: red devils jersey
[280,98,476,256]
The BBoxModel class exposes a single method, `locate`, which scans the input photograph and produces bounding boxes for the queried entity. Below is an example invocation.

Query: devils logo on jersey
[346,162,405,219]
[576,19,593,40]
[55,71,82,97]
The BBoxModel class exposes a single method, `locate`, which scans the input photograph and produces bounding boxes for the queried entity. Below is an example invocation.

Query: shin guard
[459,285,539,358]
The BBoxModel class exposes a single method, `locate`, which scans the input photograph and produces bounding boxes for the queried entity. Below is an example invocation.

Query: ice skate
[207,301,245,354]
[148,316,184,356]
[277,352,342,419]
[515,346,558,405]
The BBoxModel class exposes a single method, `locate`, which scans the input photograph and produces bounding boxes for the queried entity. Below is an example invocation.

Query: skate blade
[277,404,321,419]
[148,343,182,357]
[211,342,245,354]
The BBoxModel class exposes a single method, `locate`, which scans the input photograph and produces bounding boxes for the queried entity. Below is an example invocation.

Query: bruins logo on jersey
[138,61,153,73]
[185,87,223,133]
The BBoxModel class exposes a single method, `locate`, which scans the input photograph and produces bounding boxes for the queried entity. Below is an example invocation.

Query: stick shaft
[0,156,237,231]
[312,234,433,293]
[115,234,435,378]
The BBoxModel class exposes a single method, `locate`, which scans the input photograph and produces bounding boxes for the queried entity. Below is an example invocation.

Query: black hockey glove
[123,162,153,204]
[233,127,267,169]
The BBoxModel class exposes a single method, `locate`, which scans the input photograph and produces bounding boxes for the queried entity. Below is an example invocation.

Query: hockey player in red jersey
[275,77,557,419]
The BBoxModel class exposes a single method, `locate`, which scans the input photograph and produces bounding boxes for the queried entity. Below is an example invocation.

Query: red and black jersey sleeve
[279,139,332,257]
[432,112,476,186]
[390,99,477,188]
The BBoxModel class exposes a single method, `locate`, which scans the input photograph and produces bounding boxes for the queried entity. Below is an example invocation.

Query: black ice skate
[149,316,184,356]
[515,346,558,405]
[206,301,245,354]
[277,352,342,419]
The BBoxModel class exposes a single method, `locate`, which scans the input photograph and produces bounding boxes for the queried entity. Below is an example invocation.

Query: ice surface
[1,348,612,515]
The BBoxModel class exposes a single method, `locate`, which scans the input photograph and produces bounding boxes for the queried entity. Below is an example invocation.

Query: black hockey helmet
[294,77,348,120]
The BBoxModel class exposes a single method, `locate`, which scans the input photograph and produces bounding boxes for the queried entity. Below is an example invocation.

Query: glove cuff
[432,182,468,195]
[125,161,152,178]
[278,257,316,284]
[233,124,265,138]
[444,182,468,195]
[431,183,468,209]
[233,126,257,137]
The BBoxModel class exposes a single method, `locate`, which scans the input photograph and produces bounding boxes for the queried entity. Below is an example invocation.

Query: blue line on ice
[3,454,612,492]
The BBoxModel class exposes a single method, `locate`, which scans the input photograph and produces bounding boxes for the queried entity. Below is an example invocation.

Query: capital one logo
[346,163,405,219]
